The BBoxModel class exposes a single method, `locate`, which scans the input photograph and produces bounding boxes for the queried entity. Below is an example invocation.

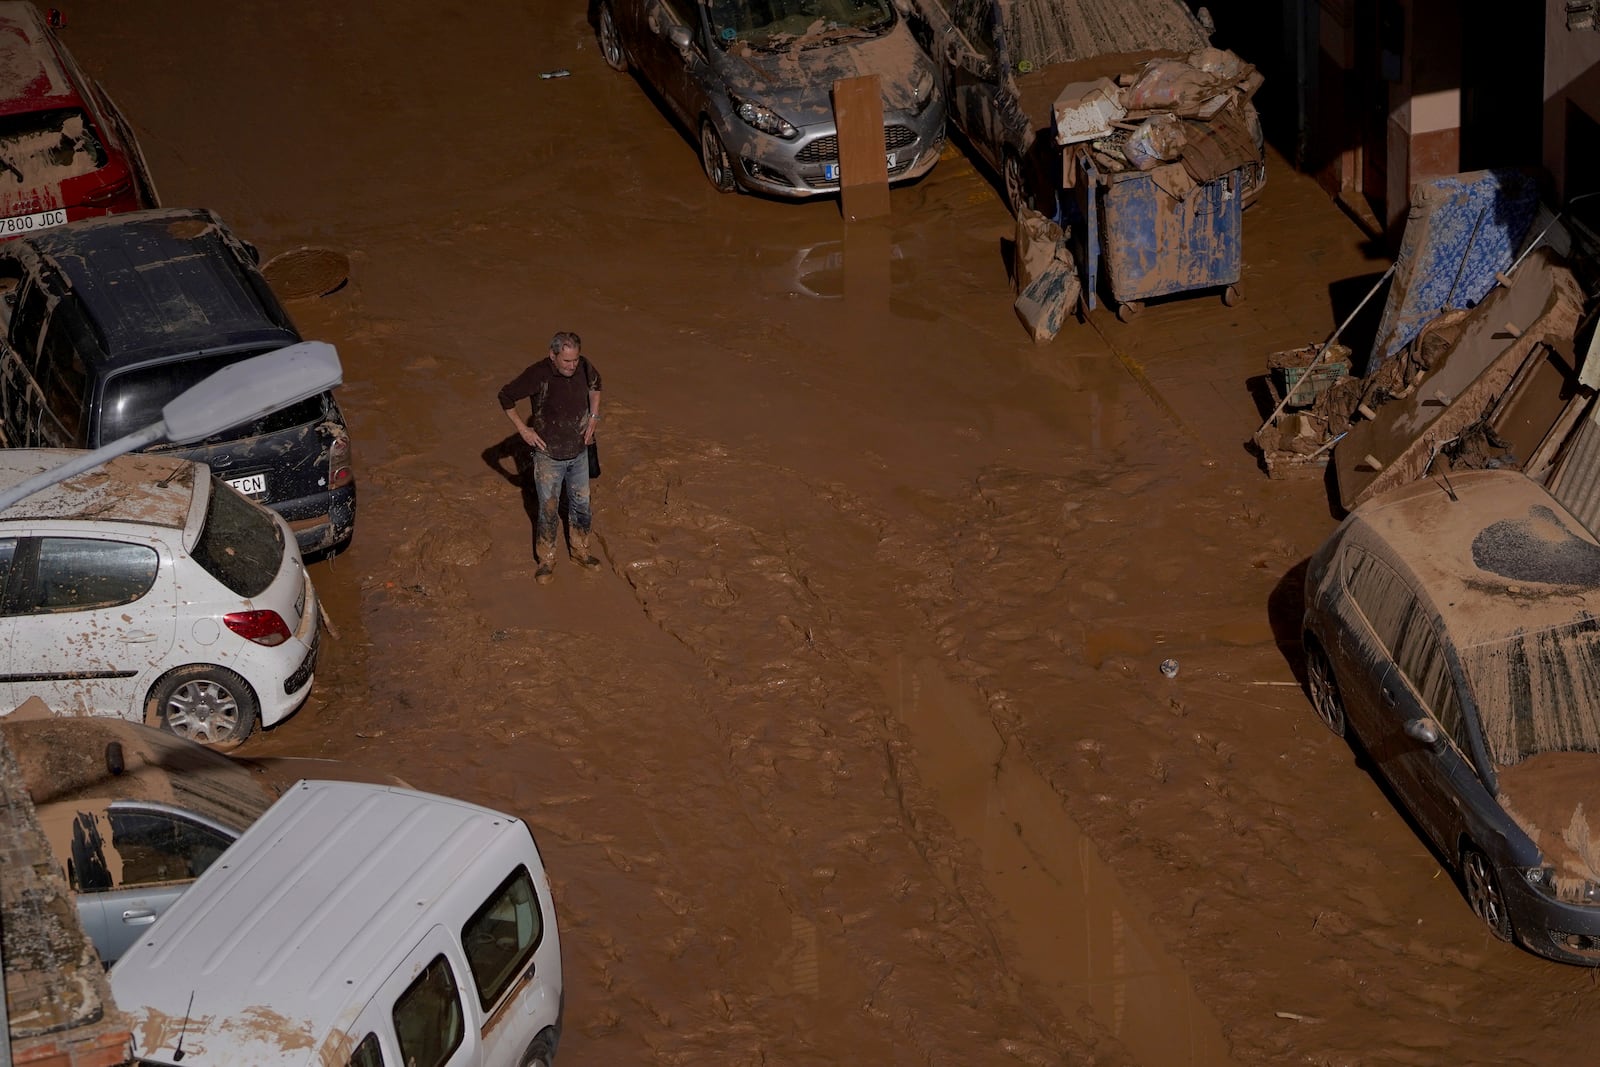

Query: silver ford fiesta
[596,0,946,198]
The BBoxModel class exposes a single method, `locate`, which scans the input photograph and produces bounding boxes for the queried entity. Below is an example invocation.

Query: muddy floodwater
[58,1,1600,1063]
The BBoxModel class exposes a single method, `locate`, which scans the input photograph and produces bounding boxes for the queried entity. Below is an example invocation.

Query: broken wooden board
[1335,250,1585,510]
[833,74,889,222]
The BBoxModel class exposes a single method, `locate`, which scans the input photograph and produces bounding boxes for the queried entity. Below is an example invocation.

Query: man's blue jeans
[531,450,590,560]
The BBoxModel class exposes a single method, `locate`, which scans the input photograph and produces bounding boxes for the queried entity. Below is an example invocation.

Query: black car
[1303,468,1600,964]
[0,208,355,556]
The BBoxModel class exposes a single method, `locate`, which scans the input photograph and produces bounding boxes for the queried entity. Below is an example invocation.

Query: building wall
[1545,0,1600,201]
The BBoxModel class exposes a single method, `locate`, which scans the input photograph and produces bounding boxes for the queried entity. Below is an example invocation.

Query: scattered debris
[1159,658,1179,678]
[540,68,572,80]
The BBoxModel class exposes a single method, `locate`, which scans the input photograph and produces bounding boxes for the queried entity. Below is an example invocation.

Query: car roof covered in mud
[0,448,202,528]
[13,208,297,366]
[5,716,276,856]
[112,780,536,1067]
[0,2,86,118]
[999,0,1209,69]
[1347,468,1600,648]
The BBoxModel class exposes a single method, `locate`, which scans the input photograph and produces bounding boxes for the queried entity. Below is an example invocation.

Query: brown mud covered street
[61,3,1600,1064]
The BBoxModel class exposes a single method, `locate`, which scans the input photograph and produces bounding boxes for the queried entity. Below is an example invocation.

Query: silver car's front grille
[796,124,918,164]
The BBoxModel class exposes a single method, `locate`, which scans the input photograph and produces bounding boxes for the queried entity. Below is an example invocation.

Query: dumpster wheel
[1223,285,1242,307]
[1116,300,1144,323]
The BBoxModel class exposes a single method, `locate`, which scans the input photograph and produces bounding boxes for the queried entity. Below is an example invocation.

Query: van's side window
[461,865,542,1010]
[392,955,463,1067]
[345,1032,384,1067]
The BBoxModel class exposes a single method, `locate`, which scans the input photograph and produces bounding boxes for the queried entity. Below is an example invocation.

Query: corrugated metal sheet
[1000,0,1209,69]
[1548,409,1600,537]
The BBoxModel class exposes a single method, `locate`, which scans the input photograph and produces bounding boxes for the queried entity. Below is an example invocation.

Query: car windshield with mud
[594,0,945,197]
[1303,469,1600,965]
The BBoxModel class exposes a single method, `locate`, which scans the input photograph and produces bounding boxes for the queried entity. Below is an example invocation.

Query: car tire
[1003,151,1033,216]
[597,1,628,72]
[147,665,260,749]
[1304,639,1347,737]
[699,120,737,194]
[1461,843,1514,943]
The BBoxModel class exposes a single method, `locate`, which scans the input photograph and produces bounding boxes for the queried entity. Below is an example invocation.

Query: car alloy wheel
[700,120,736,194]
[1461,844,1514,942]
[1305,641,1346,737]
[598,2,628,72]
[151,665,260,748]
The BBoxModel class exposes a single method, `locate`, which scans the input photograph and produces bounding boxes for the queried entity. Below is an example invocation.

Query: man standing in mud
[498,331,603,583]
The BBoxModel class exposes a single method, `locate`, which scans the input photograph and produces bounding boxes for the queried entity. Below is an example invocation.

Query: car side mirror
[1404,717,1441,746]
[669,25,692,51]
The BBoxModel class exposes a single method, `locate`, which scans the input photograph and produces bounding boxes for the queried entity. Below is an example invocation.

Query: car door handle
[121,909,157,925]
[121,631,158,643]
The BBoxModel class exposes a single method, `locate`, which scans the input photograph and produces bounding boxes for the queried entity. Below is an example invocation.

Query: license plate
[0,209,66,237]
[823,152,897,182]
[226,473,268,496]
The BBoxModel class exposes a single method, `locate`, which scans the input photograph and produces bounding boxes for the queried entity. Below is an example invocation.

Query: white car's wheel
[149,665,260,748]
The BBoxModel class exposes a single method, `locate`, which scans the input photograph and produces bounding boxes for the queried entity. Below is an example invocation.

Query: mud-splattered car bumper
[724,100,946,199]
[272,483,357,557]
[1503,872,1600,965]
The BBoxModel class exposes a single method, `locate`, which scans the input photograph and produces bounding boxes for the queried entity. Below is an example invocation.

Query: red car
[0,3,156,238]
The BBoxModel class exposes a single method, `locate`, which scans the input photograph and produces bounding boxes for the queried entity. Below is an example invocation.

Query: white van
[109,780,563,1066]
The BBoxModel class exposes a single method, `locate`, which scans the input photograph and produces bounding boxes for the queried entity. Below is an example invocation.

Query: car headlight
[1523,866,1600,904]
[732,96,798,140]
[908,65,935,115]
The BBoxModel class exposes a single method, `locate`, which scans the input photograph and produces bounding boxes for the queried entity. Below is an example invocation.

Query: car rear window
[99,352,329,445]
[0,107,107,187]
[191,477,283,597]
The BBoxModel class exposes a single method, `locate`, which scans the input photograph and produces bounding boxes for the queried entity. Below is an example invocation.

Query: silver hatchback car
[596,0,946,197]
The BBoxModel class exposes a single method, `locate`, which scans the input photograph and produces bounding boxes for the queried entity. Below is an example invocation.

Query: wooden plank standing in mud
[833,74,890,221]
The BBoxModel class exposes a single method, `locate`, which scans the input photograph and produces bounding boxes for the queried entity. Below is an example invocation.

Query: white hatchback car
[0,449,321,746]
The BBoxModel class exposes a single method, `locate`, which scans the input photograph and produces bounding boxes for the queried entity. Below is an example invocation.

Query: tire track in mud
[597,436,1134,1064]
[894,461,1595,1067]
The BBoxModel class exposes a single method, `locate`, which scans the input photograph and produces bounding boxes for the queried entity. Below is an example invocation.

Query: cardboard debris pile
[1053,46,1263,192]
[1012,206,1080,343]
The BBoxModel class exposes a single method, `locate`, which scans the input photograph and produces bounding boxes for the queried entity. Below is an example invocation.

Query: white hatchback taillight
[224,610,291,646]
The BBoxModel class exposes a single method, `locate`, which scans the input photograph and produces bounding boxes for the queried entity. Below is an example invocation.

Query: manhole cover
[261,246,350,299]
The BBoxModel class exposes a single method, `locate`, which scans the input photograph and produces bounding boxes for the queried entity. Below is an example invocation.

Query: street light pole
[0,341,343,512]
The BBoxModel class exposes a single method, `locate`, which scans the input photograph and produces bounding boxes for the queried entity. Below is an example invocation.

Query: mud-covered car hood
[1498,751,1600,896]
[711,29,934,125]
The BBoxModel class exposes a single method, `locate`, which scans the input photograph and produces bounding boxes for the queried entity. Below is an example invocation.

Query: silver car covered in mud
[595,0,946,197]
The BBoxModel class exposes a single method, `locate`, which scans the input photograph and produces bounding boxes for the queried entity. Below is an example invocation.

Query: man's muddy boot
[536,540,557,584]
[571,530,602,570]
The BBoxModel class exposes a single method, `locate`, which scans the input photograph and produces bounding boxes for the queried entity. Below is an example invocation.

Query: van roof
[18,208,297,366]
[0,3,86,118]
[0,448,201,528]
[1350,468,1600,648]
[110,780,534,1067]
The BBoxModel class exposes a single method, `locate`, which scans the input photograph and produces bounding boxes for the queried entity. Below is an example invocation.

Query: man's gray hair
[549,331,582,356]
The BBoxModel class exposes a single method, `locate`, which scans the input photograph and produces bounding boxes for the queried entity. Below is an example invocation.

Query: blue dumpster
[1077,156,1244,322]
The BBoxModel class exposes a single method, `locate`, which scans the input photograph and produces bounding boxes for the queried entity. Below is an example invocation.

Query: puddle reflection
[884,656,1238,1066]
